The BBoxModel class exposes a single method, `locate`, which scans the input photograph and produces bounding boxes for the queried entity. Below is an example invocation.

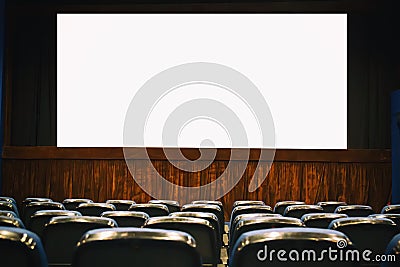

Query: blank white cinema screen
[57,14,347,149]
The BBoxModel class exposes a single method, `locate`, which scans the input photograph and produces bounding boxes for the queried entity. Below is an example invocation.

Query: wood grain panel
[1,147,391,220]
[2,146,391,162]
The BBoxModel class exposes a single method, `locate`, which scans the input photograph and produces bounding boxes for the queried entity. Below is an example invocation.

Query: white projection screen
[57,14,347,149]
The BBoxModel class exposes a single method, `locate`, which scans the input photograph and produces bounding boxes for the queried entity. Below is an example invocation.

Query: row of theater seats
[0,196,400,267]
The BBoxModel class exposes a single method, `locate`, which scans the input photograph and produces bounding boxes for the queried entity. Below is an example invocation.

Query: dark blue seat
[230,227,358,267]
[101,211,149,227]
[63,198,93,211]
[334,205,374,217]
[0,226,47,267]
[129,203,169,217]
[106,200,135,211]
[301,213,348,228]
[0,216,25,228]
[329,217,398,265]
[381,233,400,267]
[73,228,201,267]
[317,201,347,213]
[43,215,117,266]
[273,201,305,215]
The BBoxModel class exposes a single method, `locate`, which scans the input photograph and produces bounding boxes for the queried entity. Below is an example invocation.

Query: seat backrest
[192,200,223,210]
[182,203,224,234]
[369,214,400,229]
[21,198,52,219]
[63,198,93,211]
[230,227,358,267]
[144,216,218,266]
[23,197,52,203]
[149,200,180,213]
[28,210,81,238]
[329,217,398,255]
[0,226,47,267]
[230,217,304,252]
[192,200,225,221]
[0,200,19,215]
[23,201,65,225]
[72,227,202,267]
[230,205,273,225]
[0,216,25,228]
[129,203,169,217]
[42,216,117,266]
[317,201,347,213]
[77,203,115,216]
[381,233,400,267]
[230,213,282,237]
[170,211,222,251]
[283,204,324,219]
[334,205,374,217]
[301,213,348,228]
[273,201,305,215]
[381,205,400,214]
[0,210,18,218]
[233,200,265,208]
[101,211,149,227]
[105,200,135,211]
[0,196,17,205]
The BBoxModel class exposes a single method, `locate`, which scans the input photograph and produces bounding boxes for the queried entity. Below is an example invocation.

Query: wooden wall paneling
[303,163,325,204]
[366,162,391,207]
[1,148,392,219]
[48,159,67,202]
[75,160,94,201]
[131,159,152,203]
[112,159,130,201]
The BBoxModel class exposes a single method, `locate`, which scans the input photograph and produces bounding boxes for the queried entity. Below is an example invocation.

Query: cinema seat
[23,197,52,205]
[77,203,115,216]
[381,233,400,267]
[63,199,93,211]
[230,205,273,226]
[0,226,47,267]
[329,217,398,257]
[182,203,225,235]
[170,211,222,251]
[105,200,135,211]
[43,216,117,266]
[381,205,400,214]
[192,200,224,213]
[369,214,400,228]
[301,213,348,228]
[229,227,357,267]
[129,203,169,217]
[283,204,324,219]
[0,201,19,216]
[72,228,201,267]
[149,200,180,213]
[273,201,306,215]
[229,213,282,238]
[0,216,25,228]
[0,196,17,205]
[317,201,347,213]
[23,201,65,225]
[229,217,304,253]
[145,216,218,267]
[28,210,81,238]
[334,205,374,217]
[22,197,52,215]
[0,210,18,218]
[233,200,265,208]
[101,211,149,227]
